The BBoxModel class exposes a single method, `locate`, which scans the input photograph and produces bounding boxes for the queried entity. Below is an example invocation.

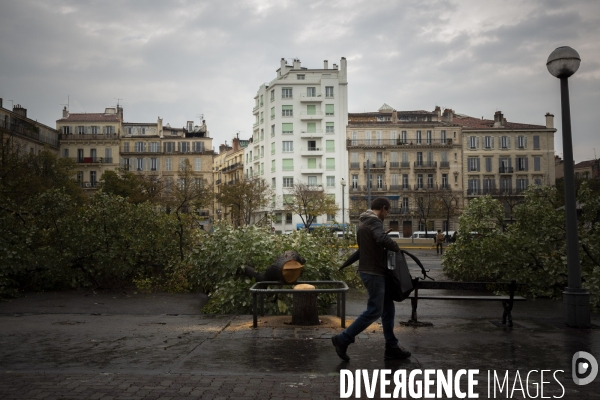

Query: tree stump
[244,250,306,283]
[291,284,319,325]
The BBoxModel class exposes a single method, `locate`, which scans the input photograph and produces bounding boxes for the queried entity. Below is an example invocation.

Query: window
[426,130,432,144]
[179,158,187,170]
[402,174,409,189]
[282,141,293,152]
[484,136,493,149]
[271,159,275,172]
[270,90,274,102]
[441,174,448,189]
[376,131,382,145]
[468,178,480,194]
[365,131,371,145]
[194,158,201,171]
[400,131,407,144]
[516,157,528,171]
[326,158,335,170]
[307,87,316,97]
[179,142,190,153]
[469,136,478,149]
[441,130,446,142]
[468,157,480,172]
[282,159,294,171]
[416,131,422,144]
[326,140,335,152]
[271,107,275,119]
[136,158,144,171]
[306,122,316,133]
[534,178,542,185]
[377,174,383,189]
[326,122,334,133]
[325,86,334,97]
[260,146,264,157]
[500,136,510,149]
[351,131,357,145]
[91,126,99,134]
[417,174,423,189]
[151,158,159,171]
[282,123,293,134]
[282,105,293,116]
[499,157,511,172]
[62,126,72,135]
[403,197,409,212]
[90,171,97,185]
[306,105,316,115]
[352,174,358,189]
[416,152,423,166]
[275,213,282,223]
[77,148,84,162]
[391,174,398,186]
[261,163,264,175]
[326,176,335,187]
[149,142,159,152]
[271,125,275,137]
[485,157,493,172]
[271,142,275,154]
[193,142,205,152]
[533,135,540,150]
[134,142,144,152]
[283,177,294,187]
[308,176,317,186]
[483,178,495,193]
[297,74,305,80]
[164,142,175,152]
[165,158,172,171]
[77,126,85,134]
[286,213,293,223]
[517,178,529,191]
[534,156,541,171]
[325,104,334,115]
[427,174,434,188]
[62,148,69,158]
[517,136,527,148]
[282,87,293,98]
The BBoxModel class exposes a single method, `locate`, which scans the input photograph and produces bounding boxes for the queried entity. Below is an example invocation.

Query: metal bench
[249,280,349,328]
[405,280,526,327]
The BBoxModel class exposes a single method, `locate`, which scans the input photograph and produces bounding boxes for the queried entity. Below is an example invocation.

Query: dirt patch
[225,315,384,333]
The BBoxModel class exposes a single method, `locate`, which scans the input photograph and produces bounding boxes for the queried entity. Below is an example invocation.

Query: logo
[572,351,598,385]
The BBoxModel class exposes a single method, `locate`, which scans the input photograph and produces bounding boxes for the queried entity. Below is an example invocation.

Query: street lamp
[547,46,590,327]
[217,209,222,221]
[340,178,346,229]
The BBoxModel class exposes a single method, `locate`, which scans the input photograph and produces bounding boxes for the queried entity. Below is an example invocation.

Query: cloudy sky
[1,0,599,162]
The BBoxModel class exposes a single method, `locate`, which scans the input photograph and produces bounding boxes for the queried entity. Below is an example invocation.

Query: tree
[283,183,339,230]
[99,168,164,204]
[436,191,461,236]
[216,177,273,226]
[164,160,213,261]
[411,188,439,236]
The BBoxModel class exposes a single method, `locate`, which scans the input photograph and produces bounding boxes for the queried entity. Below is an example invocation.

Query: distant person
[331,197,410,361]
[436,229,445,255]
[451,231,457,243]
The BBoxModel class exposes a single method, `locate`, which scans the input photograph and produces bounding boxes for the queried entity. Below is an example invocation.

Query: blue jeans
[337,272,399,348]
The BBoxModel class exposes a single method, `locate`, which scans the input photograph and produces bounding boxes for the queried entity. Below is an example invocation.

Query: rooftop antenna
[594,148,597,160]
[7,100,14,109]
[114,98,122,108]
[60,96,69,111]
[196,113,204,123]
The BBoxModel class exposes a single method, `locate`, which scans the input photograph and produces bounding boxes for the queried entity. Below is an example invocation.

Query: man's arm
[371,220,400,252]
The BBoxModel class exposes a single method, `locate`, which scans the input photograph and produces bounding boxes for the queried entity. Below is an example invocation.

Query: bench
[249,280,349,328]
[405,280,526,327]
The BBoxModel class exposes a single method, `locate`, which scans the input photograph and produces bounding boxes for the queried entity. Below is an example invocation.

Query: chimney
[493,111,503,128]
[62,106,69,119]
[340,57,347,78]
[545,112,554,129]
[117,106,123,121]
[0,98,3,109]
[324,60,328,69]
[333,63,338,70]
[279,58,286,77]
[157,117,163,138]
[293,58,301,69]
[442,108,453,122]
[233,137,240,152]
[391,110,398,123]
[13,104,27,118]
[219,144,228,154]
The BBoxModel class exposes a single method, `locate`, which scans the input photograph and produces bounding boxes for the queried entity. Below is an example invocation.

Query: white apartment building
[246,58,349,232]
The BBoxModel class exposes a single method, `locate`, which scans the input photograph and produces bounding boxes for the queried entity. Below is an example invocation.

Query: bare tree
[411,189,439,237]
[283,183,339,230]
[436,190,461,237]
[216,177,273,226]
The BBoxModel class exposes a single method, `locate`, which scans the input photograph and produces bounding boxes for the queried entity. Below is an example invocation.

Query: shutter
[326,140,335,152]
[326,158,335,170]
[491,136,495,149]
[156,158,160,171]
[476,158,480,172]
[476,136,480,149]
[524,136,528,149]
[326,104,334,114]
[102,126,106,134]
[131,157,137,170]
[507,137,511,149]
[524,157,529,171]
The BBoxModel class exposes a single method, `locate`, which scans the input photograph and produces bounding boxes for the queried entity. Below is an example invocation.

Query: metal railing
[363,161,387,169]
[347,139,452,147]
[499,167,514,173]
[414,161,437,168]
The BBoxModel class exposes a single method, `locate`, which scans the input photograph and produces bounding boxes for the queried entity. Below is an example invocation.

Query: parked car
[386,231,401,239]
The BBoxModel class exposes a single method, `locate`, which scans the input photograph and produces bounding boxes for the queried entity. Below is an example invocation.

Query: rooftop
[57,113,121,123]
[455,113,548,130]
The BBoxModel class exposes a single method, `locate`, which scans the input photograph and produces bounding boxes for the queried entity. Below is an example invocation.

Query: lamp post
[217,209,222,221]
[340,178,346,229]
[547,46,590,328]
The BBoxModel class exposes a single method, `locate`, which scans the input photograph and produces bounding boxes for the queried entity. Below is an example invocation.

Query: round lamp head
[547,46,581,78]
[340,178,346,186]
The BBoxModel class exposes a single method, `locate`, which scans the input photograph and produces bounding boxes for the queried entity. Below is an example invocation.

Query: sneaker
[331,335,350,361]
[384,346,411,360]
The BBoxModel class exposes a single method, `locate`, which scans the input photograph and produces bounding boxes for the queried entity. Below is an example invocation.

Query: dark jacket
[356,210,400,276]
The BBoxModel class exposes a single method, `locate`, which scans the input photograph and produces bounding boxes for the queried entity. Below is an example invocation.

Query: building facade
[346,105,463,236]
[456,111,556,214]
[247,58,349,232]
[0,99,59,155]
[214,137,248,225]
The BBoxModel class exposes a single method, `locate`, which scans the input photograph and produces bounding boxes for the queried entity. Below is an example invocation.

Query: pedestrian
[451,231,457,243]
[435,229,445,255]
[331,197,411,361]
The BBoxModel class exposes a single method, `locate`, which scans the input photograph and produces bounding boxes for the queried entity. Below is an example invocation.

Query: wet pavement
[1,250,599,399]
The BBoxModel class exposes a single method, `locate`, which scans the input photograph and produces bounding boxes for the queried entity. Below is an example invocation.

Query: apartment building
[0,99,59,155]
[457,111,556,198]
[247,58,349,232]
[346,105,463,236]
[214,137,249,225]
[56,106,121,188]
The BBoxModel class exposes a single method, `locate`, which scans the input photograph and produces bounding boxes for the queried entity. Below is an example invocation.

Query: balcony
[300,164,324,174]
[216,179,222,185]
[350,162,360,169]
[300,111,324,120]
[414,161,437,171]
[222,162,243,173]
[363,161,386,170]
[389,184,411,191]
[499,167,514,174]
[413,184,437,191]
[78,181,99,189]
[363,184,387,192]
[300,129,324,138]
[390,208,411,215]
[73,157,114,164]
[60,133,119,142]
[300,94,323,102]
[300,147,324,156]
[440,161,450,169]
[346,138,453,148]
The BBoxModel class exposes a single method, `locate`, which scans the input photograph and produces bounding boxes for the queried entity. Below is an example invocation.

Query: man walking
[331,197,411,361]
[436,229,445,255]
